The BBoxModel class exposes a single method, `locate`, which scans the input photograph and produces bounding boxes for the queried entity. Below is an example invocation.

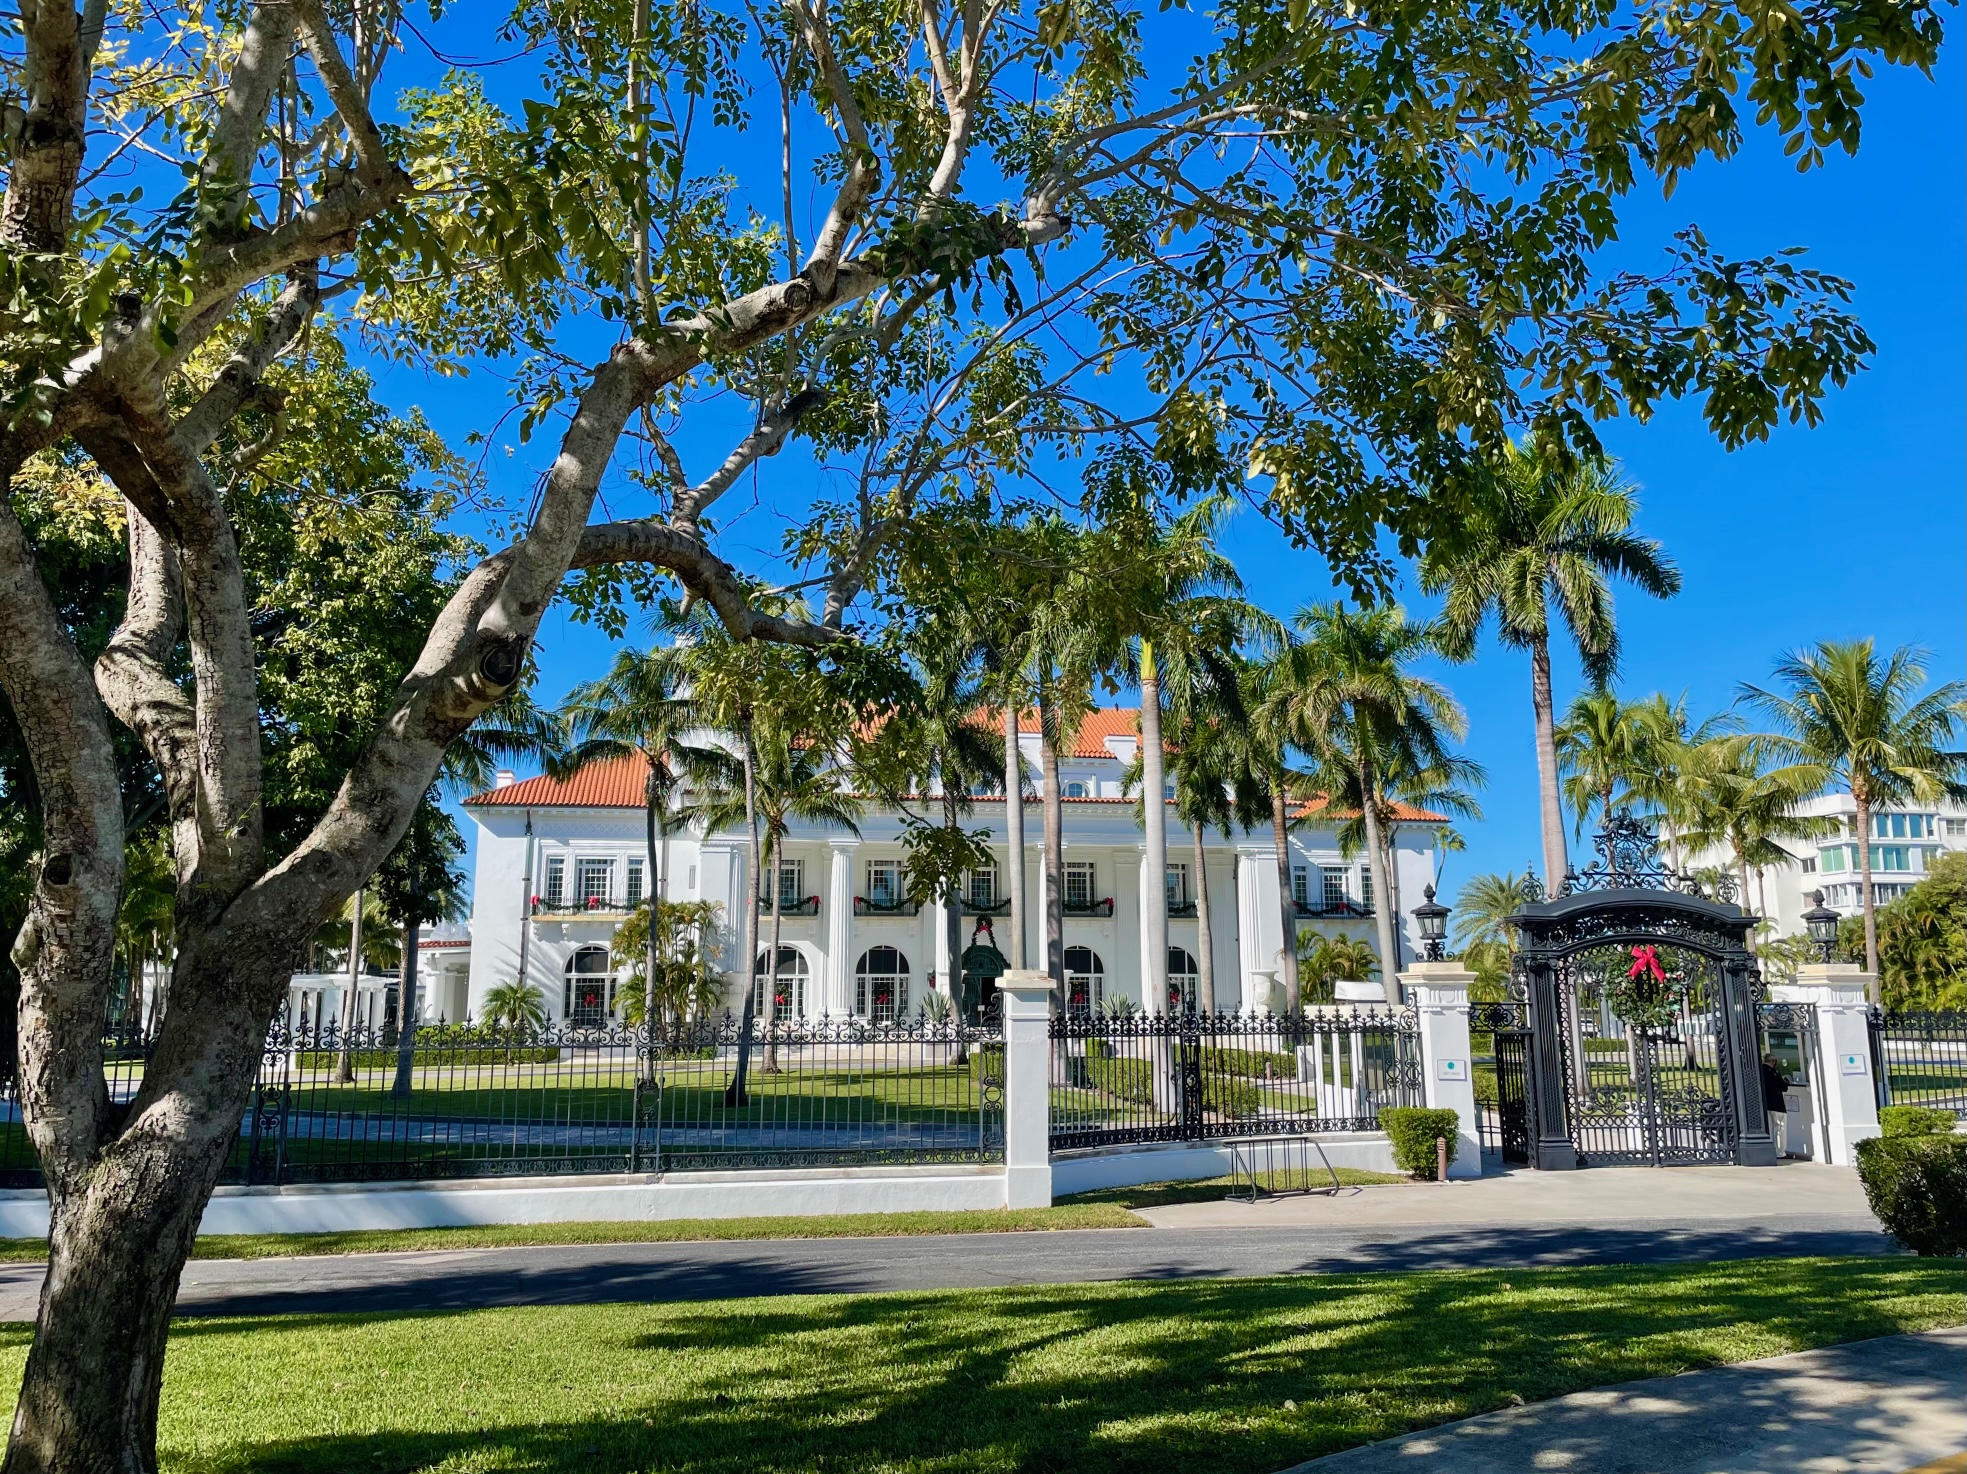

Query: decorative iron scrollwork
[1558,809,1738,903]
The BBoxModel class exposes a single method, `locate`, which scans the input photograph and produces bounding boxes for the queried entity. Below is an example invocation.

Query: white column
[1236,845,1284,1010]
[1771,961,1880,1166]
[826,842,854,1018]
[998,969,1056,1208]
[1401,959,1480,1179]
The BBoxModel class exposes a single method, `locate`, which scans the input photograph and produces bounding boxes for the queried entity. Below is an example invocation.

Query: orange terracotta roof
[988,705,1143,758]
[1291,793,1450,824]
[465,752,651,807]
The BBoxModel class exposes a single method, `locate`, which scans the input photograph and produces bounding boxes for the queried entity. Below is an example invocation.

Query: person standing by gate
[1760,1053,1791,1145]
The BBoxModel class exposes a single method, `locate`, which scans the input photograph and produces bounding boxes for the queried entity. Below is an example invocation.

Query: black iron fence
[1871,1010,1967,1117]
[1468,1001,1530,1164]
[0,1016,1004,1188]
[1047,1008,1420,1152]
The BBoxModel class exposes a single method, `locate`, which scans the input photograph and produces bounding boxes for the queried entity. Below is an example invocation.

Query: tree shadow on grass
[159,1258,1963,1474]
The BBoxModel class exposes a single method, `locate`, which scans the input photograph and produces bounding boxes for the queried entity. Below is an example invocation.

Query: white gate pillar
[1770,961,1879,1166]
[998,969,1056,1208]
[1399,959,1480,1179]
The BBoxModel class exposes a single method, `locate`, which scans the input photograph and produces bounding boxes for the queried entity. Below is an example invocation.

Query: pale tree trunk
[1139,650,1169,1015]
[1271,785,1301,1014]
[1039,688,1065,989]
[390,914,421,1098]
[943,792,963,1005]
[1855,790,1879,1002]
[1531,637,1569,890]
[336,886,364,1083]
[1734,845,1756,952]
[763,833,783,1074]
[1358,766,1400,1003]
[1192,820,1215,1014]
[1003,703,1027,970]
[727,732,762,1105]
[642,772,661,1075]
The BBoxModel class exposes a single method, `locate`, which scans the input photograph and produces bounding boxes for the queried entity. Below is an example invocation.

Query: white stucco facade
[457,711,1445,1025]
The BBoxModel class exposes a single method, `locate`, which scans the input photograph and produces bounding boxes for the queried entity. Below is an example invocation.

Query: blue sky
[379,24,1966,907]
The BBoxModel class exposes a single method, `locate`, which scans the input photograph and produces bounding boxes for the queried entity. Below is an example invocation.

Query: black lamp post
[1413,885,1451,962]
[1802,889,1841,964]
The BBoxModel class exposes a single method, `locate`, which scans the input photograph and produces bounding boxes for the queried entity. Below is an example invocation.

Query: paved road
[1284,1326,1967,1474]
[0,1212,1891,1321]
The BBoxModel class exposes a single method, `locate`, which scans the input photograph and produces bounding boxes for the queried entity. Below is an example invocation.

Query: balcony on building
[854,894,922,917]
[756,893,821,917]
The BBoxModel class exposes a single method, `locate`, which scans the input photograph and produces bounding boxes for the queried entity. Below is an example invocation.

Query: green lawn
[0,1257,1949,1473]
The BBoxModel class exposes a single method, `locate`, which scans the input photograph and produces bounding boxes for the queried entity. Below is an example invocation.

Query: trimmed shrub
[1855,1134,1967,1256]
[1200,1071,1264,1119]
[1083,1041,1154,1104]
[1881,1105,1958,1139]
[1380,1106,1462,1180]
[1204,1046,1297,1081]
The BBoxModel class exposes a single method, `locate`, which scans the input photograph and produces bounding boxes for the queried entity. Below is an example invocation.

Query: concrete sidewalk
[1281,1326,1967,1474]
[1139,1161,1874,1230]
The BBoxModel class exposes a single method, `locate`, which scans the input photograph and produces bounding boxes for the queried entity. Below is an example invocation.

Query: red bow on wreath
[1628,945,1665,983]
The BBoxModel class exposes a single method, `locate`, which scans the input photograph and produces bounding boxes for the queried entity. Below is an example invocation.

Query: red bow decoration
[1628,945,1665,983]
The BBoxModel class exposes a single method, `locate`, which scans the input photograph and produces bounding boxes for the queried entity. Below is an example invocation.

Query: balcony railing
[532,895,635,917]
[1062,897,1115,918]
[960,896,1011,916]
[757,894,821,917]
[855,895,922,917]
[1295,899,1374,920]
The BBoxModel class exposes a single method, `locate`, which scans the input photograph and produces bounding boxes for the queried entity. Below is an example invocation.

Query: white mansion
[436,707,1447,1025]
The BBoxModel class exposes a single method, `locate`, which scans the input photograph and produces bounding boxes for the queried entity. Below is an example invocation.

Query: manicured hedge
[1380,1106,1462,1180]
[1880,1105,1958,1139]
[1204,1046,1297,1081]
[1855,1134,1967,1257]
[1084,1041,1155,1104]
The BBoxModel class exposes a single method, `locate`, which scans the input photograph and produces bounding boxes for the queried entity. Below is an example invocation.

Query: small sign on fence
[1840,1053,1868,1076]
[1436,1058,1467,1082]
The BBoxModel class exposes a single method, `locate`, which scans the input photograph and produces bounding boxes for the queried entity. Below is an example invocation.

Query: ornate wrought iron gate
[1507,813,1778,1171]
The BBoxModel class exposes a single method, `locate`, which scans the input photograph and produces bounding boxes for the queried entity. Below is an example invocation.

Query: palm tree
[611,899,727,1025]
[1298,932,1380,1004]
[481,978,549,1060]
[557,646,713,1057]
[1269,604,1473,996]
[855,623,1001,1016]
[1422,446,1681,889]
[1556,688,1656,836]
[1450,871,1540,1001]
[685,699,862,1077]
[1744,640,1967,992]
[1673,733,1836,927]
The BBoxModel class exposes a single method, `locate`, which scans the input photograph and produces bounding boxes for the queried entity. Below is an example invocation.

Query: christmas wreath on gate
[1604,945,1685,1032]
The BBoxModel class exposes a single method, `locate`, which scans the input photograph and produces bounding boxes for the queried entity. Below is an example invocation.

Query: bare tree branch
[291,0,399,189]
[203,3,298,189]
[672,388,827,533]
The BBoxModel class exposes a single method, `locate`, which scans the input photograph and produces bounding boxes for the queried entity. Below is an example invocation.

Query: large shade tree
[0,0,1936,1462]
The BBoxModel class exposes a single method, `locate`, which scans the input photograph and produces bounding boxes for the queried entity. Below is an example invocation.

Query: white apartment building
[1687,793,1967,937]
[454,707,1446,1024]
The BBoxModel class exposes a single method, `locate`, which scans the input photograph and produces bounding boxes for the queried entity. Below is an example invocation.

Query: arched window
[855,946,910,1020]
[1064,946,1104,1015]
[753,946,810,1018]
[563,945,614,1026]
[1168,946,1199,1013]
[1064,780,1089,799]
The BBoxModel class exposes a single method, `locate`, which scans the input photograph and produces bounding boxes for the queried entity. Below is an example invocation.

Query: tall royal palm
[557,647,710,1048]
[1745,641,1967,991]
[1555,688,1656,835]
[1271,604,1473,991]
[1109,497,1254,1013]
[1673,734,1835,926]
[1422,446,1680,889]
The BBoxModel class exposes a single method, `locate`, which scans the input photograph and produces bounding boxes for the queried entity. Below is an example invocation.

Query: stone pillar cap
[996,969,1057,990]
